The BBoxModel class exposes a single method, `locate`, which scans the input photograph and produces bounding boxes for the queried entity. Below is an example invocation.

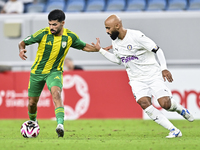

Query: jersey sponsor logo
[62,42,66,48]
[54,76,60,79]
[46,41,52,46]
[121,55,138,63]
[127,45,132,50]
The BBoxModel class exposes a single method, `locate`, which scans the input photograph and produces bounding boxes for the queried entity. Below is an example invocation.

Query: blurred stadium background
[0,0,200,70]
[0,0,200,120]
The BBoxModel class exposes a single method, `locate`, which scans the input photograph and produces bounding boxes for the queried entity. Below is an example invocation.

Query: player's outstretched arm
[91,38,121,64]
[82,38,101,52]
[99,48,121,65]
[82,43,99,52]
[18,41,27,60]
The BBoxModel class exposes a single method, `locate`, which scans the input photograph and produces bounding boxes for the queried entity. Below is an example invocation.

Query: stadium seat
[26,3,45,13]
[188,0,200,10]
[146,0,167,11]
[47,0,64,3]
[65,0,85,12]
[85,0,105,12]
[45,0,65,12]
[167,0,188,11]
[125,0,146,11]
[105,0,126,12]
[36,0,47,2]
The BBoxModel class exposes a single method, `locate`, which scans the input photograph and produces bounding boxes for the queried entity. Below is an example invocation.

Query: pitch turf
[0,119,199,150]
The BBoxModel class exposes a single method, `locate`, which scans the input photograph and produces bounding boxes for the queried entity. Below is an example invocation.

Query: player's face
[105,23,119,40]
[48,20,64,35]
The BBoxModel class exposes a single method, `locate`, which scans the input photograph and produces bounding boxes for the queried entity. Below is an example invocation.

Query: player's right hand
[19,49,27,60]
[103,45,112,51]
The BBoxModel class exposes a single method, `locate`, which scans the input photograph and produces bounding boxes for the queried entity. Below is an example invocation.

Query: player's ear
[61,21,65,26]
[115,23,120,30]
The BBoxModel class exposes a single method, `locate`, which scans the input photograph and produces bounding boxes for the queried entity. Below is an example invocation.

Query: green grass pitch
[0,119,199,150]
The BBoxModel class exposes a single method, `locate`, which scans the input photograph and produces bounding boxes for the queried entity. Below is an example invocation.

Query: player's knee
[28,102,37,107]
[52,90,61,99]
[158,97,171,110]
[162,103,171,110]
[137,98,151,110]
[51,88,62,104]
[51,90,63,107]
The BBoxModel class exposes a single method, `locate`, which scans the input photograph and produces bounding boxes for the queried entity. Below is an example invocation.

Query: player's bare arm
[90,38,112,51]
[18,41,27,60]
[82,43,99,52]
[82,38,101,52]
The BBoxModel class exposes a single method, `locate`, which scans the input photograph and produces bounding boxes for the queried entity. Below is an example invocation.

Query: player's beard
[110,30,119,40]
[51,27,62,35]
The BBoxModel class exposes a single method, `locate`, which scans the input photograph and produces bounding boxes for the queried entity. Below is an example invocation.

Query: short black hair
[48,9,65,22]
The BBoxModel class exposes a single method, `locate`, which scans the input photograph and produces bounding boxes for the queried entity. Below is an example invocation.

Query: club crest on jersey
[127,45,132,50]
[62,42,66,48]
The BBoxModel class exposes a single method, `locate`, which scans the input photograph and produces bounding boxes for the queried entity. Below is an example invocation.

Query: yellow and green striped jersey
[23,27,86,74]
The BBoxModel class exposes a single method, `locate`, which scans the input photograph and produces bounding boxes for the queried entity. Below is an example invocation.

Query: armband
[152,46,159,53]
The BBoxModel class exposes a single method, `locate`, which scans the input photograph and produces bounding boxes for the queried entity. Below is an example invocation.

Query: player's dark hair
[48,9,65,22]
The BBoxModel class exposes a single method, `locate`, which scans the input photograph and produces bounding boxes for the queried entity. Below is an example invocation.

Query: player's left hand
[91,38,101,51]
[162,70,173,82]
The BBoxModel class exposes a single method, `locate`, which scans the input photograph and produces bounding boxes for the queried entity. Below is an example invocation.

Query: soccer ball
[20,120,40,138]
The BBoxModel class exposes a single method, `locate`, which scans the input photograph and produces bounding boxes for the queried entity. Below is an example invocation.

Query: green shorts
[28,71,63,97]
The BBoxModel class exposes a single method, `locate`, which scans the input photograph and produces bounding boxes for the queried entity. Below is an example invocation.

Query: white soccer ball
[20,120,40,138]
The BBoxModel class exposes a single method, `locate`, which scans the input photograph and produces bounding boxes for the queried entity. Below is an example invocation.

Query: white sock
[145,105,176,130]
[168,98,183,114]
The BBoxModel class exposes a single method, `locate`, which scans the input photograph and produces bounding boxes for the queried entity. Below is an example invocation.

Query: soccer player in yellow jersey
[18,9,99,138]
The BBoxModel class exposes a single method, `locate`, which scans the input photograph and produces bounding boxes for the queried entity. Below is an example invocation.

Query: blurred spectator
[19,0,34,12]
[0,0,5,12]
[64,57,83,71]
[1,0,24,14]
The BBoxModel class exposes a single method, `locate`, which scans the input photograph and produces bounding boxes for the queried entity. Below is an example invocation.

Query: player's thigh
[46,71,63,92]
[28,73,46,97]
[129,80,151,102]
[150,78,172,100]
